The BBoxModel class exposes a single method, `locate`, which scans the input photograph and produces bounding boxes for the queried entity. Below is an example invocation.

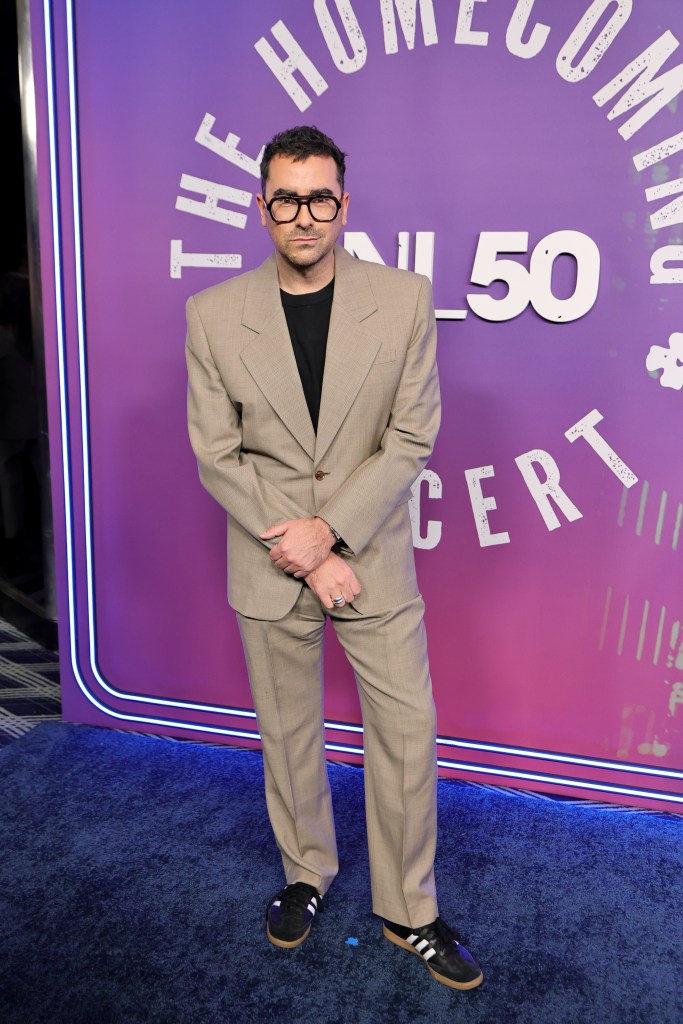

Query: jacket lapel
[315,246,379,465]
[239,247,380,466]
[240,254,317,460]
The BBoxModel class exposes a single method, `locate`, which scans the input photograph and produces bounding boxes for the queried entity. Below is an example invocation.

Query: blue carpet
[0,722,681,1024]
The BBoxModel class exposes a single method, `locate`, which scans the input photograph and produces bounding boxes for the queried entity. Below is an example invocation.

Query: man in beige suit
[186,126,482,990]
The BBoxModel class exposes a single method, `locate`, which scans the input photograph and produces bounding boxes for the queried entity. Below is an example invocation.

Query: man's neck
[276,251,335,295]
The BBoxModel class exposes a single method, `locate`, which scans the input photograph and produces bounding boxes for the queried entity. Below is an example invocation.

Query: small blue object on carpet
[0,721,682,1024]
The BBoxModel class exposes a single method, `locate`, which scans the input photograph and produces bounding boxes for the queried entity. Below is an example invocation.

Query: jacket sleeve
[185,294,310,543]
[316,275,440,555]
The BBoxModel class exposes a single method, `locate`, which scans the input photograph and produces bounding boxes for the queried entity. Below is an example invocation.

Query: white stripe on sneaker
[423,947,437,961]
[307,903,316,915]
[407,933,419,944]
[415,939,429,952]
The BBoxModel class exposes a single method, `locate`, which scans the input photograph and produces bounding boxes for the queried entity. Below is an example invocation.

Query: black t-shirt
[280,278,334,433]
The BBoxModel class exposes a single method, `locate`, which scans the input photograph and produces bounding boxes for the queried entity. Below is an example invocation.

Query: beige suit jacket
[186,244,440,619]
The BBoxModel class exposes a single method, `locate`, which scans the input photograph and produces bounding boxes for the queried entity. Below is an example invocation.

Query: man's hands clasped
[304,552,361,610]
[260,517,335,576]
[259,517,361,609]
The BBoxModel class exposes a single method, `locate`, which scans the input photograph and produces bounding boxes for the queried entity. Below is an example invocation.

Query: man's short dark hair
[260,125,346,194]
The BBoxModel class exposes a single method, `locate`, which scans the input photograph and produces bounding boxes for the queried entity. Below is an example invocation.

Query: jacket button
[314,470,327,481]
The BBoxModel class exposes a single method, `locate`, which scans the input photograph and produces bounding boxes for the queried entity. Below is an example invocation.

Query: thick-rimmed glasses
[265,194,342,223]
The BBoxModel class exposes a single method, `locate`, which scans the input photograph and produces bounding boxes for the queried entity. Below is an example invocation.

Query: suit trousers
[236,586,439,928]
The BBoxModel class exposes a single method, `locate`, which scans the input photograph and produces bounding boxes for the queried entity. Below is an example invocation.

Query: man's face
[257,154,349,273]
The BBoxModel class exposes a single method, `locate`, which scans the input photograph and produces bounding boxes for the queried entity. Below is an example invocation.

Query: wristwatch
[318,517,343,546]
[328,524,343,545]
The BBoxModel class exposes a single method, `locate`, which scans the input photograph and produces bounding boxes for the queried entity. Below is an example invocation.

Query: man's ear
[256,193,268,227]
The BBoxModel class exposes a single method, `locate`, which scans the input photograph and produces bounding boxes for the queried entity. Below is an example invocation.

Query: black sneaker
[266,882,323,948]
[383,917,483,990]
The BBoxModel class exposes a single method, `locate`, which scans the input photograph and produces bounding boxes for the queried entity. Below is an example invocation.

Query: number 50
[466,231,600,323]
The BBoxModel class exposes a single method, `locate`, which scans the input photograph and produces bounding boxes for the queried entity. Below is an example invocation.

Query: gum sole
[267,923,311,949]
[383,924,484,990]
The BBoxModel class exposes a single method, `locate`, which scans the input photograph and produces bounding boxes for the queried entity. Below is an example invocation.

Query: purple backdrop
[33,0,683,809]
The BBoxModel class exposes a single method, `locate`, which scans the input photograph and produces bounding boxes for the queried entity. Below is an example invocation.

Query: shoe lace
[271,882,323,914]
[420,917,462,953]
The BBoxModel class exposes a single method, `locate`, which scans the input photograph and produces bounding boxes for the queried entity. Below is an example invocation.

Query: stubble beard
[280,233,328,270]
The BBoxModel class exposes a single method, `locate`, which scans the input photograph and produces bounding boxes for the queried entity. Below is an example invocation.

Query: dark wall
[1,0,26,273]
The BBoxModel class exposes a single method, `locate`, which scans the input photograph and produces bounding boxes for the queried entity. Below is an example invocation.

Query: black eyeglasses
[265,194,342,223]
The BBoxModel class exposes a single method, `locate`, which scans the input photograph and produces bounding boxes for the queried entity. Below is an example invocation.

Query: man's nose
[295,201,314,226]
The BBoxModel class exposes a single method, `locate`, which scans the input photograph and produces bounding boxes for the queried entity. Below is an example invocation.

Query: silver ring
[332,595,345,607]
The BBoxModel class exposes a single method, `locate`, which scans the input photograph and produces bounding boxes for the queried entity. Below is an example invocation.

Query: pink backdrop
[33,0,683,810]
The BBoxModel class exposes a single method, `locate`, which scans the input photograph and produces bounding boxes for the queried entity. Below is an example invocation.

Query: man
[185,126,482,990]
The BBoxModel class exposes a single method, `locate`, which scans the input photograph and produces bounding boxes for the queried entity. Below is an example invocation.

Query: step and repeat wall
[33,0,683,809]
